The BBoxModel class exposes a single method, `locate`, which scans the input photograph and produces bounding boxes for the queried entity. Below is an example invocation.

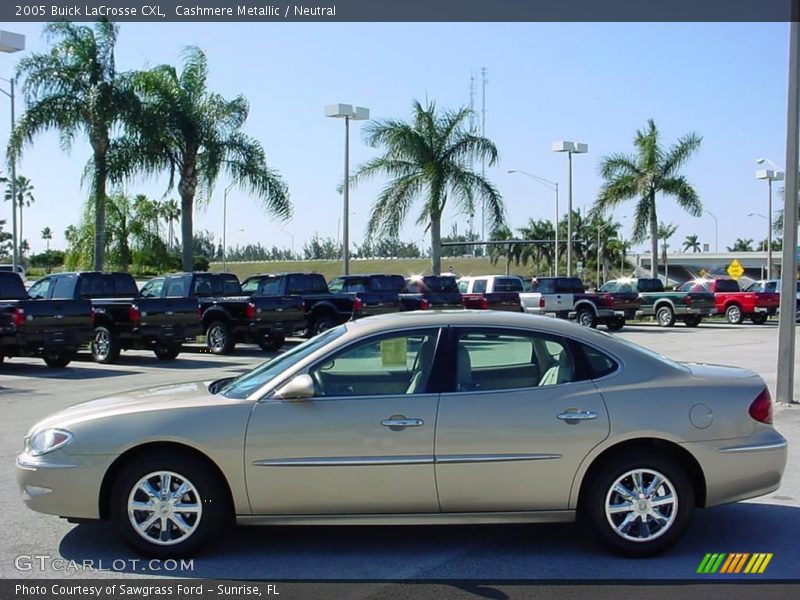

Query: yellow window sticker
[381,338,408,367]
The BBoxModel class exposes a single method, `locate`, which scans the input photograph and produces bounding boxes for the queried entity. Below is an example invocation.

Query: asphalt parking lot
[1,321,798,581]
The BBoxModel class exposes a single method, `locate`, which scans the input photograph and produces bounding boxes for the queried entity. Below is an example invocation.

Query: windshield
[220,326,346,399]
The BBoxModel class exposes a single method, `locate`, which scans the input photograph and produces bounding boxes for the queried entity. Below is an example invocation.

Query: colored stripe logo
[697,553,773,574]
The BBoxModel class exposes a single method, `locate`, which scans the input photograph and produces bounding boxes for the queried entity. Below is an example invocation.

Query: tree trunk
[91,134,109,272]
[506,252,511,276]
[649,193,659,278]
[430,215,442,275]
[18,199,23,247]
[180,193,193,271]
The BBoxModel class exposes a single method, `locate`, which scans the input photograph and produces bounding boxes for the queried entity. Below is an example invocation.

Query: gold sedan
[17,311,787,557]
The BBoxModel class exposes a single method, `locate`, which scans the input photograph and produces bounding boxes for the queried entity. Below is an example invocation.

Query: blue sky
[0,21,791,255]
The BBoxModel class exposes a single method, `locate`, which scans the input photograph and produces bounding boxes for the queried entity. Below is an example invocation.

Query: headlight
[25,429,74,457]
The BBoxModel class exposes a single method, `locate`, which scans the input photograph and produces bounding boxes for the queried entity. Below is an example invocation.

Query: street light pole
[0,31,24,272]
[222,181,235,272]
[553,141,588,277]
[507,170,559,275]
[756,165,785,278]
[703,210,719,252]
[326,104,369,276]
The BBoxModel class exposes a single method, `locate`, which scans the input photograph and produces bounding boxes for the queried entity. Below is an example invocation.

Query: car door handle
[557,410,598,422]
[381,417,424,429]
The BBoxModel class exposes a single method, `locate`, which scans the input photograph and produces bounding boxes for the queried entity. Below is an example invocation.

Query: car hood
[28,380,238,434]
[682,362,761,381]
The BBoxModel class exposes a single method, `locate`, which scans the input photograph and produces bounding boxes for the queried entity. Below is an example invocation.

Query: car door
[434,327,610,512]
[244,327,443,514]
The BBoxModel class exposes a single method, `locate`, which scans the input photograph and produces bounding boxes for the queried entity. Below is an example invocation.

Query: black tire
[91,326,121,364]
[583,453,694,557]
[655,305,676,328]
[110,452,230,558]
[576,308,598,328]
[310,314,336,336]
[605,317,625,332]
[725,304,744,324]
[750,313,768,325]
[42,348,75,368]
[153,344,181,361]
[206,321,235,355]
[258,333,285,352]
[683,315,702,327]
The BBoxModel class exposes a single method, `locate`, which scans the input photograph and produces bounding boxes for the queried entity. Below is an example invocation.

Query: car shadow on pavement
[0,363,139,379]
[70,353,247,370]
[57,502,799,580]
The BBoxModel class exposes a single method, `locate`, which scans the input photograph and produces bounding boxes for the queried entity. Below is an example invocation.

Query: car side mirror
[274,374,315,401]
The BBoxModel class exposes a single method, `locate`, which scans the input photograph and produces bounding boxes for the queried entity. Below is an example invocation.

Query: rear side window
[636,279,663,292]
[556,278,585,293]
[260,277,285,295]
[287,274,328,294]
[165,277,188,297]
[494,277,523,292]
[344,279,367,293]
[113,273,140,296]
[222,277,242,295]
[472,279,488,294]
[715,279,740,292]
[76,274,117,298]
[51,277,75,299]
[579,344,619,378]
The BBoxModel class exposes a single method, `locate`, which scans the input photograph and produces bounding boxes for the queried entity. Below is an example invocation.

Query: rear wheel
[655,305,676,327]
[258,333,285,352]
[91,326,121,364]
[576,308,598,328]
[725,304,744,324]
[750,313,768,325]
[584,454,694,557]
[683,315,702,327]
[206,321,235,355]
[153,344,181,361]
[310,314,336,337]
[110,453,230,557]
[42,348,76,368]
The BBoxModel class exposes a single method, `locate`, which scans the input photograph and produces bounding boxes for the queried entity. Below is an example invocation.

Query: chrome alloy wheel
[604,468,677,543]
[93,330,110,358]
[127,471,203,546]
[207,325,226,351]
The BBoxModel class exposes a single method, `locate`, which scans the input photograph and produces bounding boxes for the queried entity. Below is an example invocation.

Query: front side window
[457,280,469,293]
[28,278,52,300]
[454,329,578,392]
[140,278,165,298]
[328,278,345,293]
[241,278,260,294]
[344,279,366,293]
[308,329,440,397]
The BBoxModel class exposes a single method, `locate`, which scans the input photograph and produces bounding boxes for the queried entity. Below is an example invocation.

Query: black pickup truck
[241,272,363,336]
[327,274,405,317]
[27,272,202,363]
[0,272,93,368]
[147,272,306,354]
[398,275,464,311]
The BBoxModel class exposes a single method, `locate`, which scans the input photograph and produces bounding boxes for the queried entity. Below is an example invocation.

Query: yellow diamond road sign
[727,259,745,280]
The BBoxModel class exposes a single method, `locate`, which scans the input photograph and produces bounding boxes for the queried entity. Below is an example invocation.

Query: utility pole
[480,67,487,245]
[469,71,477,255]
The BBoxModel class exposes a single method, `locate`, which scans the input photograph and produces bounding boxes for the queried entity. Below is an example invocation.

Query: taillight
[128,305,141,323]
[607,295,616,307]
[539,297,546,308]
[419,298,431,310]
[196,306,202,319]
[684,295,693,305]
[245,302,257,319]
[353,297,364,313]
[749,388,773,424]
[13,307,25,327]
[478,297,489,310]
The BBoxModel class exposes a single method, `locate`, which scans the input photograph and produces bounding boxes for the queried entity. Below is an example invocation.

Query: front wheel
[42,348,76,368]
[154,344,181,361]
[258,333,285,352]
[310,314,336,337]
[683,315,702,327]
[110,453,230,557]
[576,308,598,328]
[91,326,121,364]
[750,313,768,325]
[583,454,694,557]
[725,304,744,324]
[206,321,235,355]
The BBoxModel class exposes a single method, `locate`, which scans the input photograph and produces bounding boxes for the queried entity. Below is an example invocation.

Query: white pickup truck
[457,275,525,311]
[519,276,584,317]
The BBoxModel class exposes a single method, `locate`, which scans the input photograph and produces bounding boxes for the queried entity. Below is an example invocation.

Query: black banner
[3,580,800,600]
[0,0,798,23]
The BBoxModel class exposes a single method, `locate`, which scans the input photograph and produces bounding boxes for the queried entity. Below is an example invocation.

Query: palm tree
[595,119,702,278]
[728,238,754,252]
[111,47,290,270]
[160,198,181,249]
[350,100,504,275]
[682,234,701,252]
[4,175,35,242]
[9,20,136,271]
[41,226,52,251]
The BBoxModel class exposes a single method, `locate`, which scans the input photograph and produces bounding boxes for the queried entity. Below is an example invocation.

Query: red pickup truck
[678,277,779,324]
